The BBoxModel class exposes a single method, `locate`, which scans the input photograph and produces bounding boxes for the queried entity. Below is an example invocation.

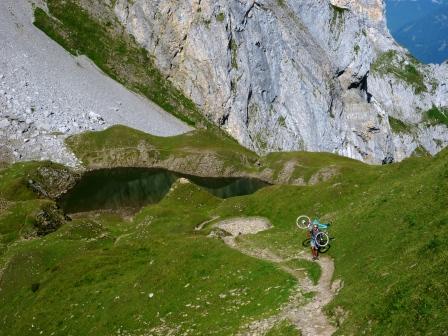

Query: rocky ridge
[114,0,448,163]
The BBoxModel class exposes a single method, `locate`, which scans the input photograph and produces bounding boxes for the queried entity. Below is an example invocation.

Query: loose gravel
[0,0,192,166]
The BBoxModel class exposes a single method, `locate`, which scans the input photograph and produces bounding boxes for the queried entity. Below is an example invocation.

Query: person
[309,223,320,260]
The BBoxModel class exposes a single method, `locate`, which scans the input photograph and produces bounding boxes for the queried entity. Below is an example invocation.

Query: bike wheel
[296,215,311,229]
[316,232,329,247]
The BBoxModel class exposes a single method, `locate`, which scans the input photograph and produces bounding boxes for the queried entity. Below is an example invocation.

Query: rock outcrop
[114,0,448,163]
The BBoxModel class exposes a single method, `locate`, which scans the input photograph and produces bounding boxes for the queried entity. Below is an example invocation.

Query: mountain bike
[296,215,331,247]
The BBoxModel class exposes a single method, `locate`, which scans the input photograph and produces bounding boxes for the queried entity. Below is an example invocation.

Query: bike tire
[296,215,311,230]
[316,232,329,247]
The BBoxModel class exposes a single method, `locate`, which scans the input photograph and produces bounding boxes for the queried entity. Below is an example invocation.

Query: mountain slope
[109,0,448,163]
[0,128,447,335]
[0,0,193,166]
[1,0,447,166]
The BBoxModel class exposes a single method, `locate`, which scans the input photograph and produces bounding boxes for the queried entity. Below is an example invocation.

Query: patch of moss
[423,106,448,126]
[0,161,73,201]
[230,38,238,70]
[411,145,431,158]
[276,0,287,8]
[388,116,414,134]
[278,116,287,128]
[330,4,348,33]
[216,12,225,22]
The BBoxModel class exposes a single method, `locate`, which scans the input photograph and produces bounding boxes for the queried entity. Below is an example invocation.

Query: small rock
[58,126,69,133]
[88,111,104,123]
[0,119,10,128]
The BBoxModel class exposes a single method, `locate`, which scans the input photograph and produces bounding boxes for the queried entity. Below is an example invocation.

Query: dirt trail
[214,217,340,336]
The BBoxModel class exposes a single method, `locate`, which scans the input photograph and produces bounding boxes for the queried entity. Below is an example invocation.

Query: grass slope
[0,132,447,335]
[0,178,298,335]
[210,151,448,335]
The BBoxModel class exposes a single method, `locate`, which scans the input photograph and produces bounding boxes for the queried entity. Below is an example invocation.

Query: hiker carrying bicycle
[308,223,320,260]
[296,215,330,260]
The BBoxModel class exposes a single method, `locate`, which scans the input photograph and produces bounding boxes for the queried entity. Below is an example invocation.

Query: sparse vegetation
[411,145,431,157]
[423,106,448,126]
[276,0,287,8]
[230,38,239,70]
[266,319,300,335]
[278,116,287,128]
[65,125,367,185]
[65,125,259,174]
[33,2,205,126]
[330,4,348,33]
[388,116,414,134]
[216,12,225,22]
[371,50,427,94]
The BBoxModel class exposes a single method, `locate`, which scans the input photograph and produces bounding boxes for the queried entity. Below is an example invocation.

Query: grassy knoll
[66,125,368,185]
[66,125,260,175]
[33,1,204,126]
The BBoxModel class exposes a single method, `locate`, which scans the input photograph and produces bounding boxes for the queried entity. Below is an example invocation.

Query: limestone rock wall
[112,0,448,163]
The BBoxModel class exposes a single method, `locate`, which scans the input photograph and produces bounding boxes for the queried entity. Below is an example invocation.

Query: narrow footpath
[214,217,340,336]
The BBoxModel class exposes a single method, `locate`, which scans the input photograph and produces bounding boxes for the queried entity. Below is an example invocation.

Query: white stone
[0,119,10,128]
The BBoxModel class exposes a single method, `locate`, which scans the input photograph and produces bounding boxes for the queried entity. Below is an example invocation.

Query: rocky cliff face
[114,0,448,163]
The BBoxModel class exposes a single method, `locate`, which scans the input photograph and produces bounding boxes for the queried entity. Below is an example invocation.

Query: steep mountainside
[1,0,447,166]
[112,0,448,163]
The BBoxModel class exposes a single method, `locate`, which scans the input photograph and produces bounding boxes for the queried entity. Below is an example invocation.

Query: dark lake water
[58,168,269,213]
